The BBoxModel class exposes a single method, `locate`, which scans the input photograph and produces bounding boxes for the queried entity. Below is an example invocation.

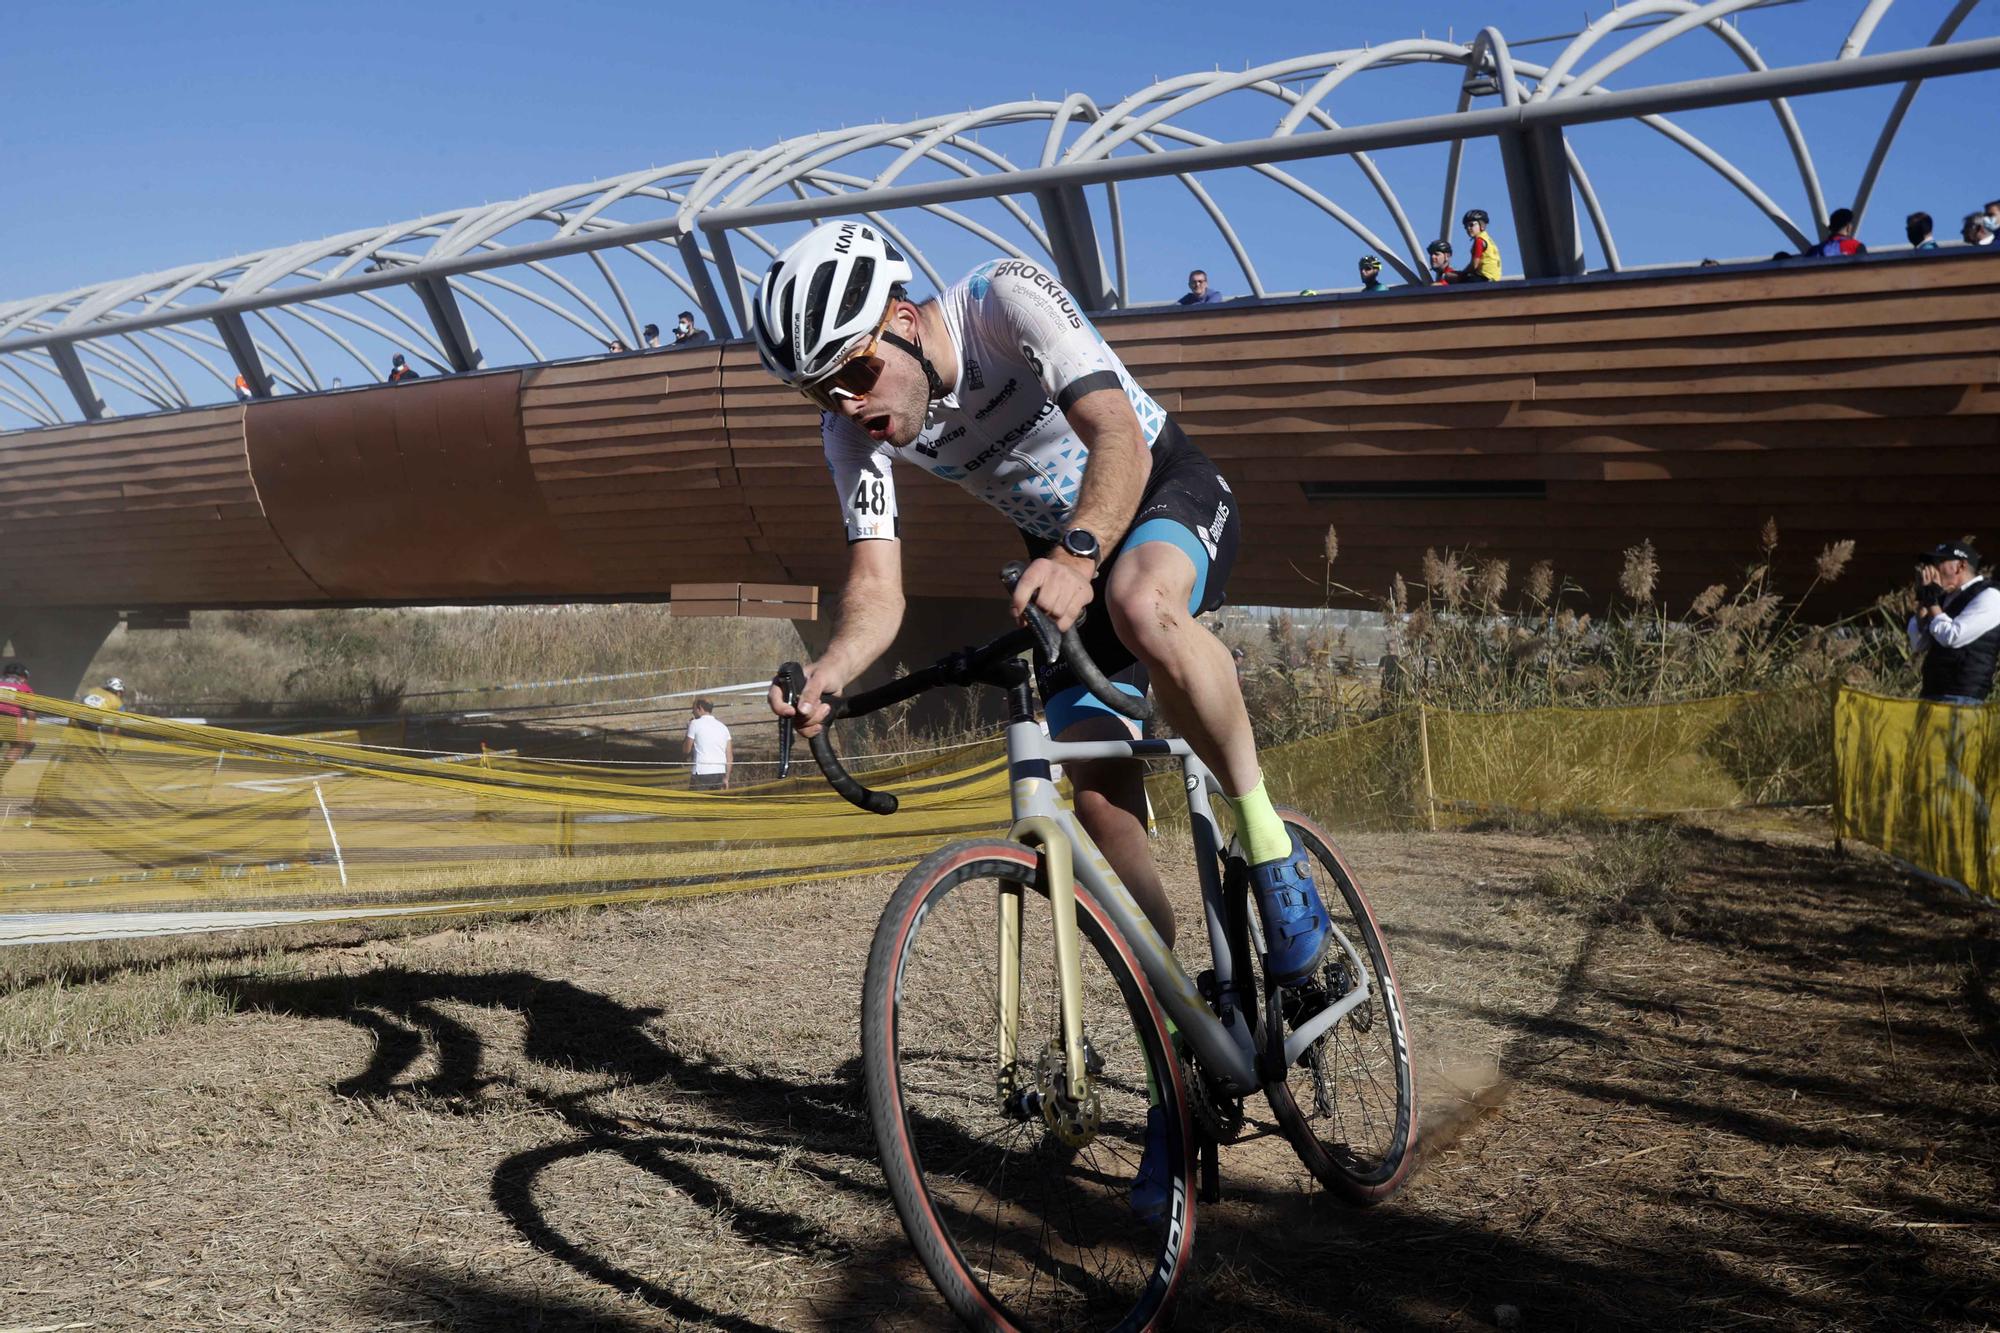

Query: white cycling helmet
[104,677,125,693]
[752,220,913,387]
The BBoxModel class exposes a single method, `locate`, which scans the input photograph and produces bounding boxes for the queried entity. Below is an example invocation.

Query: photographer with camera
[1909,540,2000,705]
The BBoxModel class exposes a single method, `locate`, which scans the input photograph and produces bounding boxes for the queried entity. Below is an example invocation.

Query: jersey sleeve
[823,413,900,542]
[982,263,1126,412]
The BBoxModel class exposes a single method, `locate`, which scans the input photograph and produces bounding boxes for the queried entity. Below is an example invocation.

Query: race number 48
[851,477,887,516]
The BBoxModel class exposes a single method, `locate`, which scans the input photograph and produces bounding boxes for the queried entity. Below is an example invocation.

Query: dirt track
[2,817,1995,1331]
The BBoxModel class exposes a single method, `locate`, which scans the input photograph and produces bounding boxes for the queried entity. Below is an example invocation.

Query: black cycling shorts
[1023,417,1241,733]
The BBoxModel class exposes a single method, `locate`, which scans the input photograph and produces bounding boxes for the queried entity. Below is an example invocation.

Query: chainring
[1181,1053,1246,1144]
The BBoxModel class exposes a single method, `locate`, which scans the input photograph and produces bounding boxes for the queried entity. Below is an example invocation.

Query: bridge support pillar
[795,595,1013,732]
[1035,187,1114,311]
[0,607,120,703]
[1499,124,1586,279]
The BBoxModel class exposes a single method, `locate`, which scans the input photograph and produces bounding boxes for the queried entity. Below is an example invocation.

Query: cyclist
[0,661,33,771]
[755,221,1335,1211]
[76,676,127,746]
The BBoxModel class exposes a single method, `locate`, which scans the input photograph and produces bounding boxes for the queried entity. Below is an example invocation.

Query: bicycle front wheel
[863,838,1194,1332]
[1262,810,1419,1205]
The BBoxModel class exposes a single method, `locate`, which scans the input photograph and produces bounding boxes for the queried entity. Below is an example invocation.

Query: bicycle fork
[995,814,1099,1144]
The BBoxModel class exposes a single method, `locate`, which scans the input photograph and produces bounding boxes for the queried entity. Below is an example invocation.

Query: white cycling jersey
[824,259,1169,543]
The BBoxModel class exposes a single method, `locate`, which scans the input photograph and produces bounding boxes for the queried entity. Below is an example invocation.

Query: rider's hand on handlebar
[1010,554,1095,632]
[769,662,840,739]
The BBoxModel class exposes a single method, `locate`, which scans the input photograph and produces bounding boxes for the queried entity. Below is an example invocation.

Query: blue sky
[1,0,1994,401]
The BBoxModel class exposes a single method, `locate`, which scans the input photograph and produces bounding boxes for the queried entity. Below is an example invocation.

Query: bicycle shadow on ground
[1162,821,1998,1333]
[215,966,940,1330]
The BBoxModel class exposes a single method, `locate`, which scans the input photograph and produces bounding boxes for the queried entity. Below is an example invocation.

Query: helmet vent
[836,257,877,326]
[802,262,838,370]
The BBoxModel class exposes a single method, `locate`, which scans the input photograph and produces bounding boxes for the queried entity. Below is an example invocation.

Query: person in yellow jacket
[1459,209,1503,282]
[76,676,127,747]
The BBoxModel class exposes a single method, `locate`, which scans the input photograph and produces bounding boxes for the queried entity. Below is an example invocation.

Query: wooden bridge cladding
[1,250,1994,618]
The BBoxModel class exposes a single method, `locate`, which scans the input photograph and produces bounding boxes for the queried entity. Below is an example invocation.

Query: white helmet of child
[751,220,912,388]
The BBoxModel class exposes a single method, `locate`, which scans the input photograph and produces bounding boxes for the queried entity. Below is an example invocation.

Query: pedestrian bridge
[1,249,1991,633]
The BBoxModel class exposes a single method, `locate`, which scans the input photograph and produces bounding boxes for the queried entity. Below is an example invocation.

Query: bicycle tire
[1260,810,1419,1205]
[863,838,1195,1332]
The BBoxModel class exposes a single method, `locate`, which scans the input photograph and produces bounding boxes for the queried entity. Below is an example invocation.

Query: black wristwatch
[1060,528,1102,567]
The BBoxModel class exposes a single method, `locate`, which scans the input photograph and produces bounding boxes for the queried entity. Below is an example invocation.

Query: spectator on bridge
[605,336,630,354]
[1907,212,1938,250]
[387,353,420,385]
[1426,239,1455,285]
[1983,200,2000,234]
[1457,209,1503,281]
[1910,541,2000,705]
[642,322,662,349]
[673,311,711,345]
[1177,269,1224,305]
[1816,208,1866,258]
[1357,255,1384,292]
[233,374,252,401]
[1964,213,1996,246]
[685,698,733,789]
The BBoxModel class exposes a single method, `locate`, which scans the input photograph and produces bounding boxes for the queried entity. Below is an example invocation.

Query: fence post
[1828,681,1845,855]
[1417,704,1439,832]
[313,781,350,888]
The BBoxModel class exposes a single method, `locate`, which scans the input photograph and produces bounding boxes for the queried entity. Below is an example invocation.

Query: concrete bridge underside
[2,251,1995,696]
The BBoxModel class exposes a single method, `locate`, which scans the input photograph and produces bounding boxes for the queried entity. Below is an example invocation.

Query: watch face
[1063,530,1099,560]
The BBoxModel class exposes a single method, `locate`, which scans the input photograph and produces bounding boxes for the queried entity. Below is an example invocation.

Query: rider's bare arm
[769,537,904,735]
[1010,387,1149,630]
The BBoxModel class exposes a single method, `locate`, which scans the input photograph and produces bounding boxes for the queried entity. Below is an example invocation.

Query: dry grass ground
[1,818,1994,1331]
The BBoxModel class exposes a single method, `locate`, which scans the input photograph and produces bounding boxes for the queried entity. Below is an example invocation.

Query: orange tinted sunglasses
[800,307,893,412]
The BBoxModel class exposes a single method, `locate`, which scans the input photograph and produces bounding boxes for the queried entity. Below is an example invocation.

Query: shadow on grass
[217,966,936,1330]
[214,819,1999,1331]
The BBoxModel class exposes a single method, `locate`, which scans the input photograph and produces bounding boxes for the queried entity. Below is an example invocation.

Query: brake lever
[775,661,804,778]
[1000,561,1065,663]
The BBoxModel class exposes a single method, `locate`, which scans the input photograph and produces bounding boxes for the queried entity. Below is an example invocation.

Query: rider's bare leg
[1055,714,1174,948]
[1102,542,1259,799]
[1106,539,1330,985]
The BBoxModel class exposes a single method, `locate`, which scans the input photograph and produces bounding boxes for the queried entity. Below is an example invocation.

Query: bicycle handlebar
[775,561,1154,814]
[1000,562,1154,726]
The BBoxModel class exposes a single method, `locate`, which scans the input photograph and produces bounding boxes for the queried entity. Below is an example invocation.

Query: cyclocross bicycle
[776,565,1417,1331]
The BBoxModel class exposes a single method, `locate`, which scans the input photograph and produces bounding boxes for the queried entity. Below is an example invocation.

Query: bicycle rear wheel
[1261,810,1419,1204]
[863,838,1194,1332]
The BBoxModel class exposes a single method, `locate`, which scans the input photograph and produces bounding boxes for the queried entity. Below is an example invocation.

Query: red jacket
[0,678,31,718]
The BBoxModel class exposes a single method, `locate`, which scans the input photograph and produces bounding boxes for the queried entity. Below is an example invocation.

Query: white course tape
[0,904,485,947]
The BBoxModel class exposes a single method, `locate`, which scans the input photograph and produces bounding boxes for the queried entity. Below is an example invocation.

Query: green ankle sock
[1227,778,1292,865]
[1143,1016,1185,1107]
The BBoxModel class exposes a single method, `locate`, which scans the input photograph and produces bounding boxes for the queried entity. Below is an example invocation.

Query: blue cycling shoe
[1130,1105,1172,1225]
[1249,832,1331,987]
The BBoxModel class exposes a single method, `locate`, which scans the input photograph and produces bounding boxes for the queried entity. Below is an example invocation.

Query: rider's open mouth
[865,413,892,440]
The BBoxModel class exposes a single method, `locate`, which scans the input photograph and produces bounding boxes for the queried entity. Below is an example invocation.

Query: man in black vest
[1909,540,2000,704]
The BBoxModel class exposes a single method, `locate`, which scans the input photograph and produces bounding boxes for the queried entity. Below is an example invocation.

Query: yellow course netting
[0,695,1009,918]
[1163,686,1831,831]
[1,683,1986,929]
[1834,689,1998,903]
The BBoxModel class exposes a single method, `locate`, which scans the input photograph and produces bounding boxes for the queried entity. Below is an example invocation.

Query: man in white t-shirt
[684,698,733,790]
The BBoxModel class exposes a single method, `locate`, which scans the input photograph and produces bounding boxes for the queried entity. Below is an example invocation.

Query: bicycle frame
[997,717,1378,1106]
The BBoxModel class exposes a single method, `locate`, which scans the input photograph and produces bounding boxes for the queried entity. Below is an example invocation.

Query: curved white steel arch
[2,5,1996,428]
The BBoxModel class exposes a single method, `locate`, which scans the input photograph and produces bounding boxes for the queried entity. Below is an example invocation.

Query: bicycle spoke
[1261,815,1418,1203]
[866,845,1189,1329]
